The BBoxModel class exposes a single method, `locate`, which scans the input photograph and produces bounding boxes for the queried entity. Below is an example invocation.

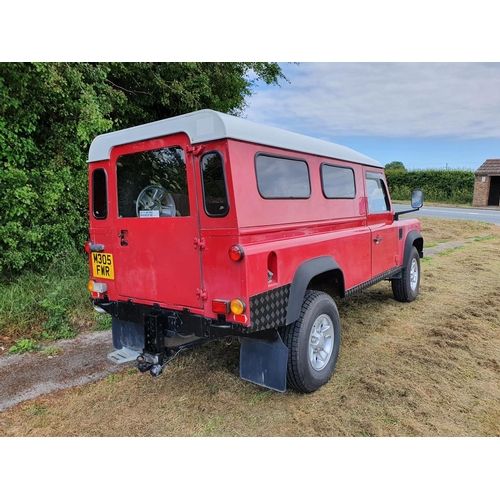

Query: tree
[385,161,407,171]
[0,62,287,276]
[105,63,286,127]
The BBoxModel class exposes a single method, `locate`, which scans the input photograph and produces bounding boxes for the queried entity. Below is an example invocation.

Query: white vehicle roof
[88,109,382,167]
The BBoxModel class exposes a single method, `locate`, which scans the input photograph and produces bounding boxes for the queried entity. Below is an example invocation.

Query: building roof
[88,109,382,168]
[475,159,500,175]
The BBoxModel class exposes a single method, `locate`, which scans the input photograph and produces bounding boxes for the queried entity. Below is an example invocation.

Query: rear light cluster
[87,279,107,298]
[212,298,247,324]
[212,298,246,315]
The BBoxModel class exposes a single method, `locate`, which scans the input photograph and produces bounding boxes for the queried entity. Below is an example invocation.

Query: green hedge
[385,169,475,205]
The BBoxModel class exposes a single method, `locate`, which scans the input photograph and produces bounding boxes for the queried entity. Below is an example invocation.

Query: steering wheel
[136,185,176,217]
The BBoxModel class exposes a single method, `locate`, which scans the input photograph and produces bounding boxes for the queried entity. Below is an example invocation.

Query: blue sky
[244,63,500,171]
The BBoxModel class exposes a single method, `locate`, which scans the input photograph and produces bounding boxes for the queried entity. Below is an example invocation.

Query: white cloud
[246,63,500,140]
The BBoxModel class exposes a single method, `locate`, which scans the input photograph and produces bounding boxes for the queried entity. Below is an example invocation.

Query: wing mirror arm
[394,189,424,221]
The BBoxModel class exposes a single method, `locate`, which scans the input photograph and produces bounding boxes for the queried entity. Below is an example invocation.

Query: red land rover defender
[87,109,423,393]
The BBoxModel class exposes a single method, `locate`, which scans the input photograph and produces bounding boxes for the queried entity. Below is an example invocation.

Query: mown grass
[1,217,499,436]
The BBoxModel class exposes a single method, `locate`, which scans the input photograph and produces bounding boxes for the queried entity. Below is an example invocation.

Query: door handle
[373,237,382,244]
[118,229,128,246]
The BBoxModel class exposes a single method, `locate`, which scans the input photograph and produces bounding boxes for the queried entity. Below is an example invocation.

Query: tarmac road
[393,204,500,225]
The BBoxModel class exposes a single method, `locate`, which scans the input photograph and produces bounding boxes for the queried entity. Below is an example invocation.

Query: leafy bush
[0,63,115,275]
[0,248,92,340]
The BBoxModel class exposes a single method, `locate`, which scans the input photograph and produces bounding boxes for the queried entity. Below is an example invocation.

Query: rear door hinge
[196,288,208,301]
[187,144,206,156]
[194,237,206,250]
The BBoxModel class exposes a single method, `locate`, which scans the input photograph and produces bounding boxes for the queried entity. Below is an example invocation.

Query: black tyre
[392,246,420,302]
[282,290,341,393]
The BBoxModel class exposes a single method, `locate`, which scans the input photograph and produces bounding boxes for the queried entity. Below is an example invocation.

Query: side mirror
[394,189,424,221]
[411,189,424,209]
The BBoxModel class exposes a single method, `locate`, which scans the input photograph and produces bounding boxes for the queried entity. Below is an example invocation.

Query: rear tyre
[392,246,420,302]
[282,290,341,393]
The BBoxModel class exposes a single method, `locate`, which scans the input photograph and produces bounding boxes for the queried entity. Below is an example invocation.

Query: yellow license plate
[91,252,115,279]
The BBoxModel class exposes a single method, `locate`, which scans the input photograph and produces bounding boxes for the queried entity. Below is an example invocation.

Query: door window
[366,172,390,213]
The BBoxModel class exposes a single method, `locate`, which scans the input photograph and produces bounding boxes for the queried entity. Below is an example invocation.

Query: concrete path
[0,329,131,412]
[422,238,476,258]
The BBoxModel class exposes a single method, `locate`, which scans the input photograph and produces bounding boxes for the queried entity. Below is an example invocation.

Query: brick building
[473,159,500,207]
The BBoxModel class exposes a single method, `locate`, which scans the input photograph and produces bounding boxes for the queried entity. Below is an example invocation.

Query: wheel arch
[286,256,344,325]
[404,230,423,266]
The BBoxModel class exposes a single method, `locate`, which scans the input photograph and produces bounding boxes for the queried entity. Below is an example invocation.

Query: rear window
[255,154,311,199]
[116,146,190,218]
[321,164,356,199]
[201,151,229,217]
[92,168,107,219]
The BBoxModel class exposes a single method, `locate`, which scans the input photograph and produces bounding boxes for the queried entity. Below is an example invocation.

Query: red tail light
[212,300,230,315]
[228,244,244,262]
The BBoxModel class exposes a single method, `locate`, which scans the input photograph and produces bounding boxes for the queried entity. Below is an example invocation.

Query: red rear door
[109,133,203,310]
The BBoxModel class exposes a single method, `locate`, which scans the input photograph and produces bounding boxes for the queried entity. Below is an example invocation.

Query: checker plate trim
[248,284,291,333]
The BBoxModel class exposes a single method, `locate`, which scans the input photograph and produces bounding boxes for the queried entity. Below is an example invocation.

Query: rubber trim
[404,230,424,264]
[345,266,403,298]
[286,256,341,325]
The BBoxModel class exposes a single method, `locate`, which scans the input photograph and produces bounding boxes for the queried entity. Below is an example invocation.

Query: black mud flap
[112,317,144,351]
[239,335,288,393]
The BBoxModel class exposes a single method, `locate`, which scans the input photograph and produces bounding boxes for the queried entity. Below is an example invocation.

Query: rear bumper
[94,298,250,348]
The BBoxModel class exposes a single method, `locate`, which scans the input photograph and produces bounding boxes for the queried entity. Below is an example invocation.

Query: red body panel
[88,134,420,329]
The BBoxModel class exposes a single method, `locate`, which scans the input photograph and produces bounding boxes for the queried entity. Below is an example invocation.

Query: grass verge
[0,249,110,354]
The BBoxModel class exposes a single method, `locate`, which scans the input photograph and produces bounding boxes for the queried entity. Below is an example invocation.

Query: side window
[92,168,107,219]
[255,154,310,199]
[117,146,189,218]
[321,164,356,199]
[201,152,229,217]
[366,172,390,213]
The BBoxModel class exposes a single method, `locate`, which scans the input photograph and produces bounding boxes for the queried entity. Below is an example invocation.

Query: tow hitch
[136,349,183,377]
[136,340,207,377]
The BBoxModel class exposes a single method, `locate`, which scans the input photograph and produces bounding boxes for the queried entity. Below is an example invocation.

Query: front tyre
[392,246,420,302]
[282,290,341,393]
